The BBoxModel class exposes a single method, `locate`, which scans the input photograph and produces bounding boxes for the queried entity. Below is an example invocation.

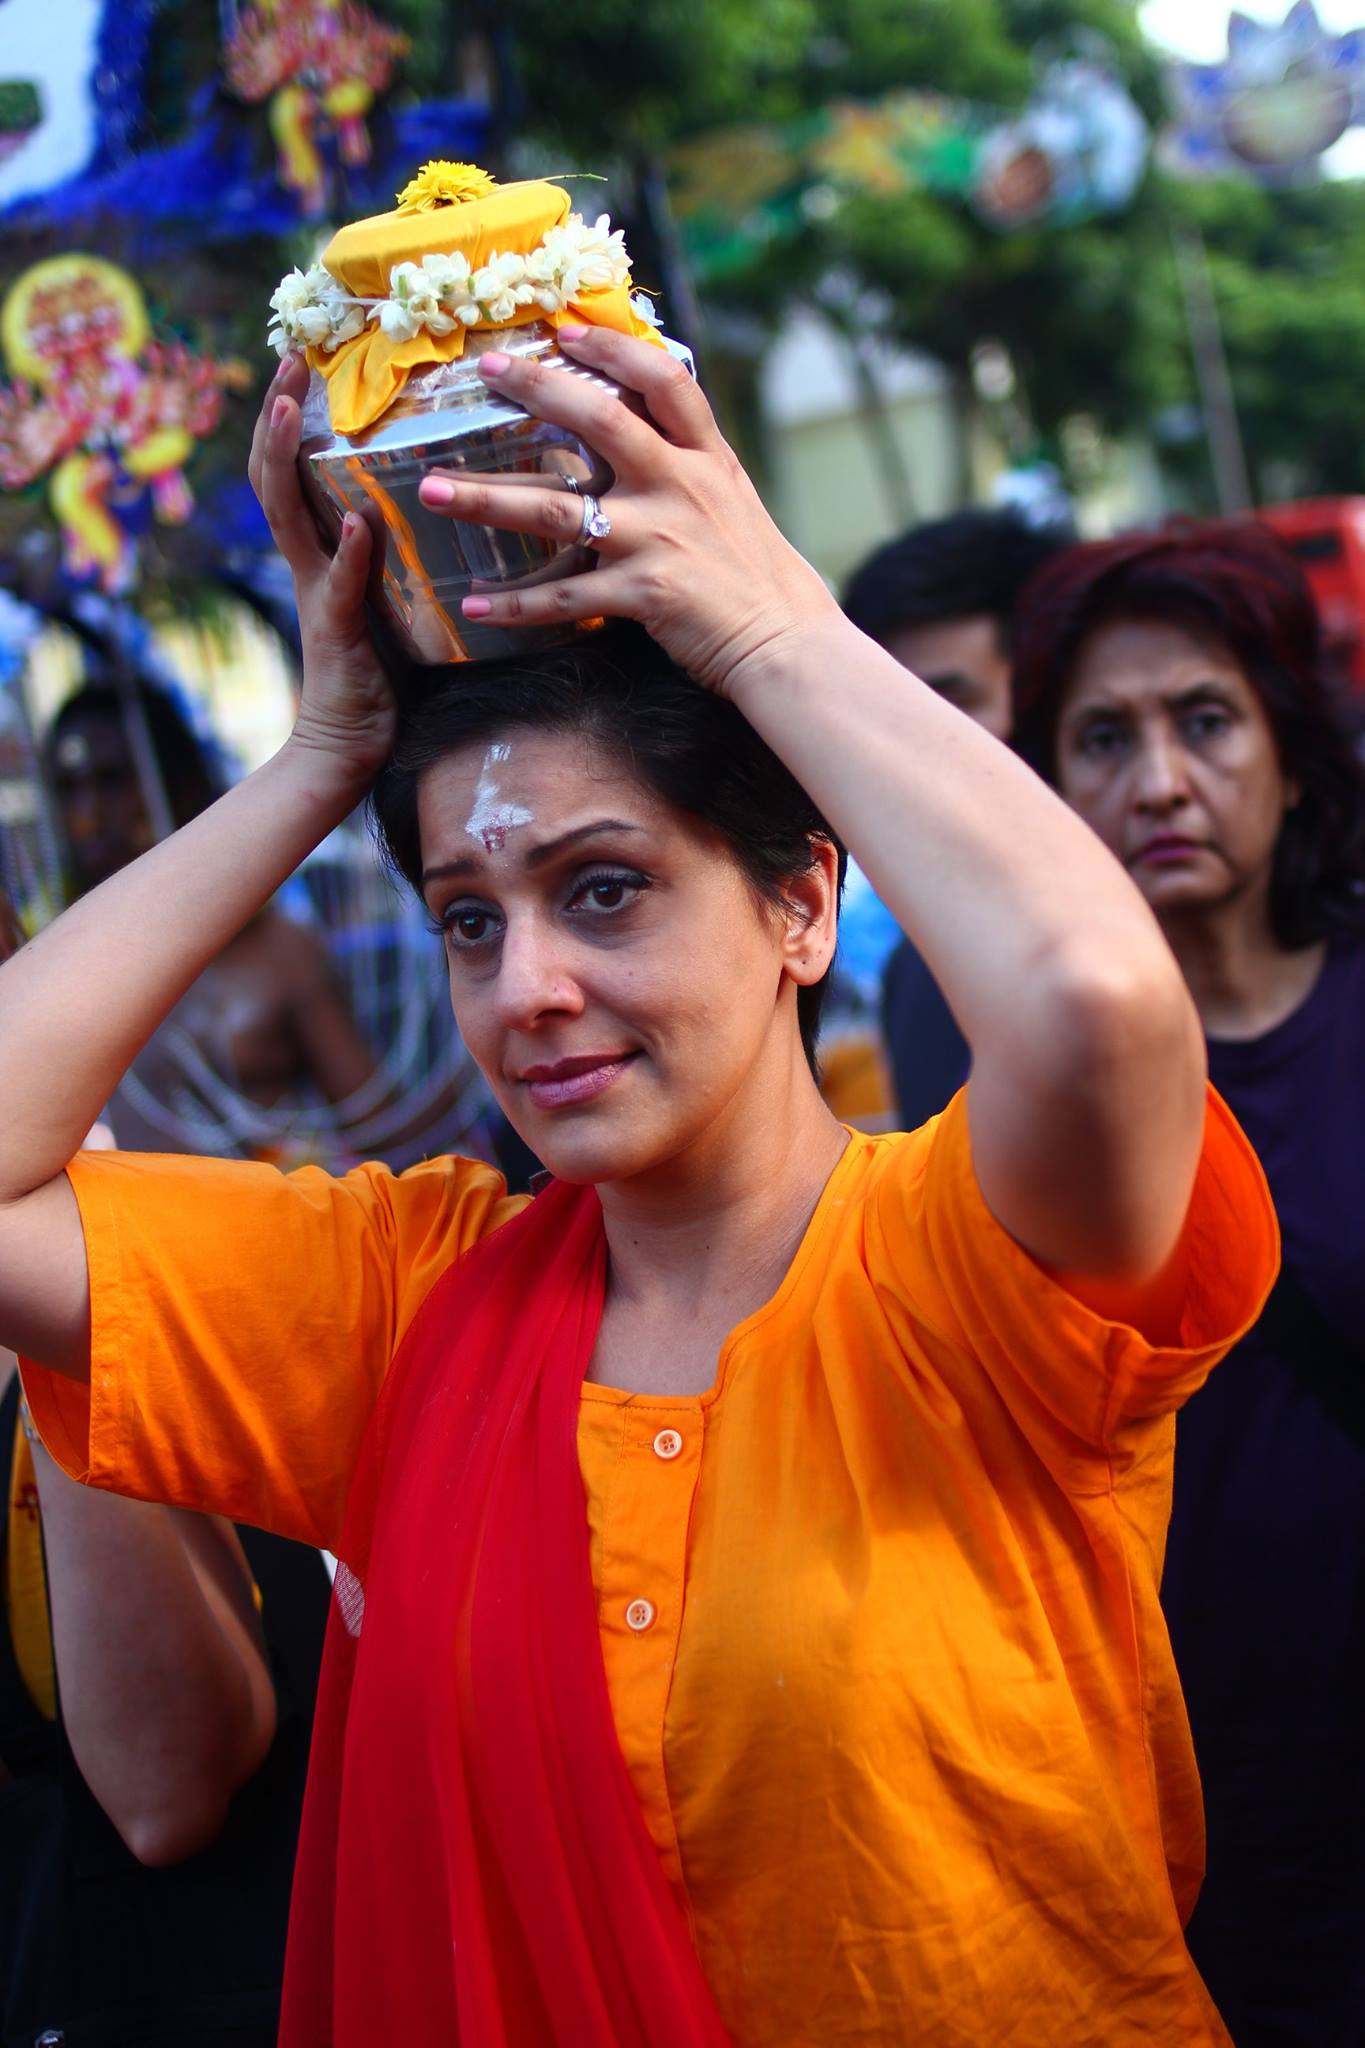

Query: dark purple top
[1162,939,1365,2047]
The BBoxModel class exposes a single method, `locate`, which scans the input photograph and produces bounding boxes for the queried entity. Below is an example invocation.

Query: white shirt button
[652,1428,683,1460]
[625,1598,656,1632]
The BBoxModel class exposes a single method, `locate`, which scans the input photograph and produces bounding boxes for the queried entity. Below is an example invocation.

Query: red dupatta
[277,1176,730,2046]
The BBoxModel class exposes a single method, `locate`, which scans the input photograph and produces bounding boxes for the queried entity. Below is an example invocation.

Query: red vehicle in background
[1258,497,1365,693]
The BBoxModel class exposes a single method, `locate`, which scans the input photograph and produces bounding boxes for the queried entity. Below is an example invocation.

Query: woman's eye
[568,869,649,916]
[441,906,501,949]
[1183,707,1231,742]
[1079,722,1126,760]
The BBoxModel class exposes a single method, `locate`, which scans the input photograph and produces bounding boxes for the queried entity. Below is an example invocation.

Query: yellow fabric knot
[396,161,498,212]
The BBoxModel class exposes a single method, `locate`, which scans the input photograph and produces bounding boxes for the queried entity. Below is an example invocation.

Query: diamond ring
[578,492,612,546]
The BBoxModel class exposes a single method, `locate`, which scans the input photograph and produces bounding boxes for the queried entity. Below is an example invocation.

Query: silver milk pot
[298,322,690,666]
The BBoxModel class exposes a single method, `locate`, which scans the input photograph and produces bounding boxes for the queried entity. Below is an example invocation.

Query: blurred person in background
[0,889,326,2048]
[1011,521,1365,2048]
[46,681,382,1158]
[842,509,1069,1130]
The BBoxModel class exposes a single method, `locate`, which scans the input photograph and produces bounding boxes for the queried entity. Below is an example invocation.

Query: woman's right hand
[248,353,396,778]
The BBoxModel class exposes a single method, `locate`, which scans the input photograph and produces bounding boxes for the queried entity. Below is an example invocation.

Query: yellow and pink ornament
[0,255,247,594]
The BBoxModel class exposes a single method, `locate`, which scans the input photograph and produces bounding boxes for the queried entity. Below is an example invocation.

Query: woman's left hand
[415,327,840,698]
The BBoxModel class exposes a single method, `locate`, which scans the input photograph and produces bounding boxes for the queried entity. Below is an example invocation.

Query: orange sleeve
[20,1148,526,1550]
[867,1083,1279,1459]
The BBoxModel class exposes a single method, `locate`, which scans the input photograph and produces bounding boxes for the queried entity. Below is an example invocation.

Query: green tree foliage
[1162,174,1365,500]
[490,0,1365,502]
[492,0,1179,470]
[481,0,818,150]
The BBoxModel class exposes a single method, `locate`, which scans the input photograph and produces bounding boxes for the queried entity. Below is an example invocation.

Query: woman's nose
[1133,731,1191,811]
[492,918,583,1027]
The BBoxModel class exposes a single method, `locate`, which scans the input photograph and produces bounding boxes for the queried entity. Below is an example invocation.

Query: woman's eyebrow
[524,819,644,870]
[1064,698,1123,726]
[1169,682,1237,708]
[421,819,643,889]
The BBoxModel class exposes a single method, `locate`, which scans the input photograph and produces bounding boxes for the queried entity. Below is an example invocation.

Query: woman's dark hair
[47,680,225,827]
[370,625,846,1074]
[1011,520,1365,949]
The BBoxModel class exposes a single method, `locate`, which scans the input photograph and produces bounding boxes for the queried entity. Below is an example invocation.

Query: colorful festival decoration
[223,0,410,218]
[0,255,248,594]
[669,57,1149,281]
[0,0,487,243]
[1162,1,1365,178]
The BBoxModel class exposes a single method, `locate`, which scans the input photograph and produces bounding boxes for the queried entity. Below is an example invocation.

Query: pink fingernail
[478,353,511,378]
[557,323,588,341]
[341,513,358,539]
[271,397,289,428]
[420,477,455,505]
[462,596,493,618]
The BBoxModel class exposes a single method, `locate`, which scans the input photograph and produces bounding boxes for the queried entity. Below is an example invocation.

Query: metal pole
[638,152,707,376]
[109,646,177,846]
[0,668,66,929]
[1171,220,1254,515]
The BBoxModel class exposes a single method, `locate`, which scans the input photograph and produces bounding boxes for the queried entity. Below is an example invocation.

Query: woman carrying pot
[1011,521,1365,2048]
[1,333,1275,2046]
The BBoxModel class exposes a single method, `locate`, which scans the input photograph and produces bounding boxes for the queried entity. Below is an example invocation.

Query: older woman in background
[1013,521,1365,2048]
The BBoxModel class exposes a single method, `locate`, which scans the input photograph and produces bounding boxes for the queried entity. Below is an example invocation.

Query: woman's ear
[779,837,841,989]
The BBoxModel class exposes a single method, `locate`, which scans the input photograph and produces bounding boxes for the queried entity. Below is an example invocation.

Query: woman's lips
[518,1053,637,1110]
[1134,836,1205,867]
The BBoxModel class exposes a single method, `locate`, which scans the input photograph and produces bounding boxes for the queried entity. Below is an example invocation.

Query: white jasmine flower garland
[267,264,368,355]
[268,213,638,356]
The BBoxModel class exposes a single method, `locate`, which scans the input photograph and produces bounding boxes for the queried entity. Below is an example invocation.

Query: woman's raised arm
[0,356,394,1375]
[417,328,1207,1294]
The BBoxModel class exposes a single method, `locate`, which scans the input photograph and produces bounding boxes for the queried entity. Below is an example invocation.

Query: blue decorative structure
[0,0,160,220]
[1164,0,1365,179]
[3,86,490,244]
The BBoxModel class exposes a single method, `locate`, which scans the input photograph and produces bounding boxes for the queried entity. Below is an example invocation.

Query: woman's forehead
[1065,617,1250,706]
[420,727,653,813]
[414,727,679,872]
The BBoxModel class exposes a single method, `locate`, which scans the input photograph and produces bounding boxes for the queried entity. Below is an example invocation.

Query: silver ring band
[561,474,582,496]
[578,492,612,546]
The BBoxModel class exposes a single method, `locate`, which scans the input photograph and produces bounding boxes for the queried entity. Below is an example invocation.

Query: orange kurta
[23,1088,1277,2046]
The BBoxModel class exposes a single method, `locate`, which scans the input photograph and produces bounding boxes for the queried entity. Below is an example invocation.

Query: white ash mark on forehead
[465,740,533,854]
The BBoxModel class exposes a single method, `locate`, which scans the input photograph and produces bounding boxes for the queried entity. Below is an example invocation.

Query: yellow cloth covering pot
[304,166,663,436]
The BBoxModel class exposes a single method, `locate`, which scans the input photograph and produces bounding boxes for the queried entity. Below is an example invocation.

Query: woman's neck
[596,1054,848,1330]
[1161,888,1325,1041]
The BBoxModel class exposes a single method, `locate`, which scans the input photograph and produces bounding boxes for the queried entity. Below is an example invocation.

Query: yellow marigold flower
[395,161,497,212]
